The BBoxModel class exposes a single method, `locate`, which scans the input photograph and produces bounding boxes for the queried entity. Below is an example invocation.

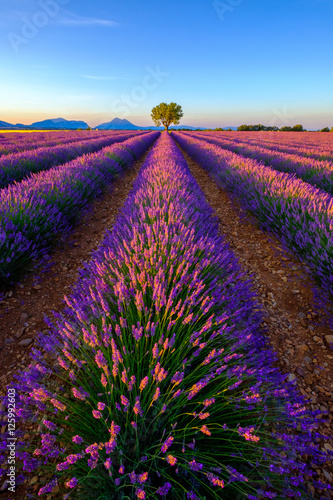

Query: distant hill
[0,116,236,131]
[95,118,208,131]
[96,118,140,130]
[0,120,16,128]
[30,118,89,129]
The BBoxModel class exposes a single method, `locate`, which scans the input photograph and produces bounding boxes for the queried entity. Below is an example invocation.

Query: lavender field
[0,130,332,500]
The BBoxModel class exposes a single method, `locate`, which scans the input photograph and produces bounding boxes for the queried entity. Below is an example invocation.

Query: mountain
[96,118,140,130]
[0,120,15,128]
[95,118,208,131]
[30,118,89,129]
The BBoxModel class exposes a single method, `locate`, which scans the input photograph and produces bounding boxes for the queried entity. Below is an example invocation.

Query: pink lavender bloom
[128,375,136,391]
[207,473,225,488]
[65,477,78,489]
[136,488,145,499]
[72,435,83,444]
[104,458,112,470]
[38,478,58,496]
[138,472,148,483]
[92,410,102,419]
[50,398,66,411]
[203,398,215,407]
[119,465,125,474]
[72,388,88,400]
[200,425,211,436]
[97,402,106,411]
[120,395,129,409]
[161,436,174,453]
[166,455,177,466]
[95,350,107,369]
[238,426,260,443]
[101,373,108,387]
[42,420,57,431]
[121,369,128,385]
[133,397,143,416]
[152,387,160,403]
[189,460,203,471]
[171,371,184,385]
[139,376,149,391]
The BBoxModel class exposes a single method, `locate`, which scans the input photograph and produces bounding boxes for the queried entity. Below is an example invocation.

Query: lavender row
[4,132,330,499]
[0,130,126,156]
[173,132,333,297]
[0,131,159,284]
[0,131,146,190]
[186,131,333,196]
[197,131,333,161]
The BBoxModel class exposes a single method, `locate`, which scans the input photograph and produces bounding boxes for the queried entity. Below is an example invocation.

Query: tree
[292,124,304,132]
[237,125,251,131]
[151,102,183,131]
[321,127,330,132]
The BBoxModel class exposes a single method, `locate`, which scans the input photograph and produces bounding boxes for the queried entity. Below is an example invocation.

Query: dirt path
[0,149,152,499]
[177,145,333,498]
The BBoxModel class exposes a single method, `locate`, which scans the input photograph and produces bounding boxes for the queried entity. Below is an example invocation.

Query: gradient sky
[0,0,332,129]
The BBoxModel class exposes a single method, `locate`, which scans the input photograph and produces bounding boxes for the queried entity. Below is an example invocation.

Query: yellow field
[0,130,58,133]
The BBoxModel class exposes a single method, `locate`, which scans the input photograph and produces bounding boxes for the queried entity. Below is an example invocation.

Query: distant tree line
[234,124,333,132]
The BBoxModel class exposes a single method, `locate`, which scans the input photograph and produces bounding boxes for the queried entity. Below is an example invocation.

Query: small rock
[324,443,333,451]
[0,480,8,492]
[18,338,33,347]
[288,373,296,382]
[296,345,309,360]
[325,335,333,347]
[323,469,332,483]
[304,375,314,385]
[296,367,305,377]
[313,336,321,342]
[303,356,312,364]
[8,291,13,298]
[297,312,306,319]
[32,284,41,290]
[20,312,29,324]
[4,338,15,347]
[293,290,300,295]
[299,319,307,328]
[30,476,39,485]
[15,327,26,339]
[73,242,79,247]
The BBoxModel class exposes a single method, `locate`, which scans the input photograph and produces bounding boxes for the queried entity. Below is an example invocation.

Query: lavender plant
[0,132,158,286]
[185,131,333,196]
[172,132,333,298]
[0,131,145,190]
[1,133,330,499]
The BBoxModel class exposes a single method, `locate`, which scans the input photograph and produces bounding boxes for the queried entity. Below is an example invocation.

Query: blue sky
[0,0,332,129]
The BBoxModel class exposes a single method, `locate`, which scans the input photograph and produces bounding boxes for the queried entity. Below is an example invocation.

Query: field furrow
[186,132,333,195]
[0,132,159,286]
[0,132,331,500]
[172,132,333,298]
[0,131,146,190]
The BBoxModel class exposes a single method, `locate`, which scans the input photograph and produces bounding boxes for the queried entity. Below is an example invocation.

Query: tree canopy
[151,102,183,131]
